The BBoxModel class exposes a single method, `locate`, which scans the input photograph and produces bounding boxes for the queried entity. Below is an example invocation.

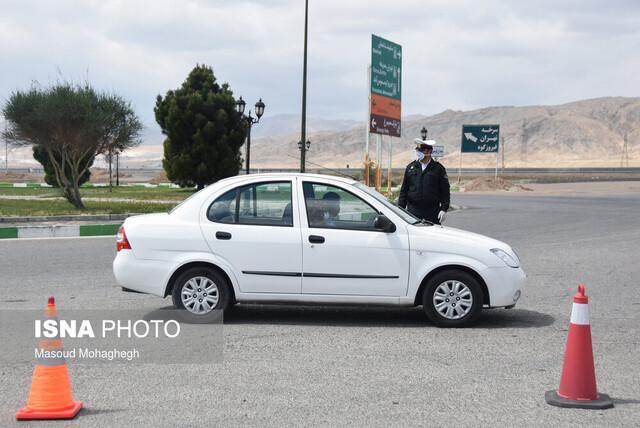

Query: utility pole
[621,132,630,168]
[299,0,309,173]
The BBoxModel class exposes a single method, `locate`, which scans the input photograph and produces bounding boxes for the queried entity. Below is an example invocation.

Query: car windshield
[353,183,422,224]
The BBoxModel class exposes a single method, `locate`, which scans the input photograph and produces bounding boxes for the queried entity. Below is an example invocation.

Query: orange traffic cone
[16,297,83,420]
[545,284,613,409]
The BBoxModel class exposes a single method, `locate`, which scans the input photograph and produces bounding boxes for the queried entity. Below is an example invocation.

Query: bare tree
[2,83,142,208]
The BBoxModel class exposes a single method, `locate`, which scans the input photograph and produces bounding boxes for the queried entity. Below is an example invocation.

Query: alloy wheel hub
[433,280,473,320]
[181,276,219,315]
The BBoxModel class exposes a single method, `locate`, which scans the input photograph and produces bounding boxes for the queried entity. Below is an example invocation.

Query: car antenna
[286,155,358,180]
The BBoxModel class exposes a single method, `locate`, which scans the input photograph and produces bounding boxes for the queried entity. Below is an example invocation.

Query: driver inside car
[321,192,341,227]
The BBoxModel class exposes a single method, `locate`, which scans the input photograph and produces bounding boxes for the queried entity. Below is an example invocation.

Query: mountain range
[249,97,640,169]
[5,97,638,169]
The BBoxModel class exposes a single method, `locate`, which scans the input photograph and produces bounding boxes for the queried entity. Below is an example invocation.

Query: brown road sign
[370,93,401,120]
[370,113,401,137]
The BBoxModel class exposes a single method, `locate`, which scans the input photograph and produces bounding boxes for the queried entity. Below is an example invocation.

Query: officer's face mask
[415,150,425,161]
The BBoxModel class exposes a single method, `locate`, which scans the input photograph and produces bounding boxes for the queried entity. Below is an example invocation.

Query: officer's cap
[414,138,435,151]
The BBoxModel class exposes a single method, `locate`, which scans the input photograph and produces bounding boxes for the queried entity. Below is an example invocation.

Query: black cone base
[545,390,614,409]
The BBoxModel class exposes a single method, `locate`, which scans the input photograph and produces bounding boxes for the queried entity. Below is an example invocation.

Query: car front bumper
[481,266,527,307]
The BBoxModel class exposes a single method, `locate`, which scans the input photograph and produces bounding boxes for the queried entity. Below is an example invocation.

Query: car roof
[216,172,358,186]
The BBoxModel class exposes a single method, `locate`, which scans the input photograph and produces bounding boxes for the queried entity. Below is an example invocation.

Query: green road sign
[371,34,401,100]
[461,125,500,153]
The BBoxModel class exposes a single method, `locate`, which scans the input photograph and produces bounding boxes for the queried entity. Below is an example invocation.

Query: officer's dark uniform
[398,159,450,224]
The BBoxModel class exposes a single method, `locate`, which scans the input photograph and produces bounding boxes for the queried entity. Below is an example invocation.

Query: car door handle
[308,235,325,244]
[215,231,232,240]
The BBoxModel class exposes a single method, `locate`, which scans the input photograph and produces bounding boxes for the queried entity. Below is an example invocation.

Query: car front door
[200,180,302,294]
[299,180,409,297]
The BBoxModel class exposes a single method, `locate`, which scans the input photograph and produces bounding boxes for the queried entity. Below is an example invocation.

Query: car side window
[207,181,293,227]
[207,188,237,223]
[302,182,378,230]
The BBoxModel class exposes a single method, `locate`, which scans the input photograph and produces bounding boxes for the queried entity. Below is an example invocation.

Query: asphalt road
[1,189,639,427]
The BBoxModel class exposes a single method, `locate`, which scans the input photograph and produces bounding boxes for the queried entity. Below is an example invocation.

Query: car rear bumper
[113,250,171,297]
[481,266,526,307]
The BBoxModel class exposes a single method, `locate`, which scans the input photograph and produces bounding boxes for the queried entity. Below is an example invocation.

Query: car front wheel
[171,267,230,315]
[422,270,483,327]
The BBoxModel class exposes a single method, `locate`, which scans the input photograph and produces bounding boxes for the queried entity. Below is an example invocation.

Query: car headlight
[490,248,520,268]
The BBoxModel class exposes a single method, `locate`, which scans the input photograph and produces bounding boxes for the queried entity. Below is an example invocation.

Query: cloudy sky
[1,0,639,141]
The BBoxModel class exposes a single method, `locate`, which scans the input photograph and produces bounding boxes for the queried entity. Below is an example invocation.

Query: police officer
[398,138,450,224]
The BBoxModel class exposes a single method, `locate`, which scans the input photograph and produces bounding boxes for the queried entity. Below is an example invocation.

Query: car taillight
[116,226,131,251]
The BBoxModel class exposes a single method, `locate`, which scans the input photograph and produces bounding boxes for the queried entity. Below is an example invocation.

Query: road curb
[0,213,139,224]
[0,182,177,188]
[0,223,120,239]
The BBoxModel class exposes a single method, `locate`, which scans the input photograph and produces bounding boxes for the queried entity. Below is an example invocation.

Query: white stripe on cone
[570,303,590,325]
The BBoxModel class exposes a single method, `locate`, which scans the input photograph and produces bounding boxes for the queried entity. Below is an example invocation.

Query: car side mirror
[373,214,396,233]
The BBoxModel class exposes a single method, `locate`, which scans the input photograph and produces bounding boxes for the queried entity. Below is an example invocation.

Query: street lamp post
[300,0,309,173]
[108,148,113,192]
[236,96,266,174]
[420,126,428,141]
[4,121,8,174]
[116,150,120,187]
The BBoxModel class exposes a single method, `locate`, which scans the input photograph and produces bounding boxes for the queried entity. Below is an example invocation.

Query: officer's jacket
[398,160,450,211]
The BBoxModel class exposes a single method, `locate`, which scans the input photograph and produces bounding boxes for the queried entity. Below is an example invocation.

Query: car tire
[171,267,231,315]
[422,270,483,327]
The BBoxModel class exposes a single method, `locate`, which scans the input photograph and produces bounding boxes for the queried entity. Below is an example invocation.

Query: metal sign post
[364,65,371,185]
[375,134,382,191]
[495,145,499,182]
[387,135,392,195]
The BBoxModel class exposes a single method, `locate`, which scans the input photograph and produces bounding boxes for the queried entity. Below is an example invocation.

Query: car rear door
[200,179,302,294]
[298,180,409,297]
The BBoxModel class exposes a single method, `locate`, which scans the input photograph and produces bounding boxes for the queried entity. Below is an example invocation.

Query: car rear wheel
[422,270,483,327]
[172,267,230,315]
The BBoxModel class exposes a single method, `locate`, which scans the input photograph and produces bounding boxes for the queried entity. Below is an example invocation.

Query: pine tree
[155,65,247,189]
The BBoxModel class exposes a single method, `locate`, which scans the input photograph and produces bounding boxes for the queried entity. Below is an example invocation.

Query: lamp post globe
[255,98,265,119]
[298,140,311,151]
[236,96,246,115]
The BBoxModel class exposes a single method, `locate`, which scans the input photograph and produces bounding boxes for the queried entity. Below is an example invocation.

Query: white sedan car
[113,173,525,327]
